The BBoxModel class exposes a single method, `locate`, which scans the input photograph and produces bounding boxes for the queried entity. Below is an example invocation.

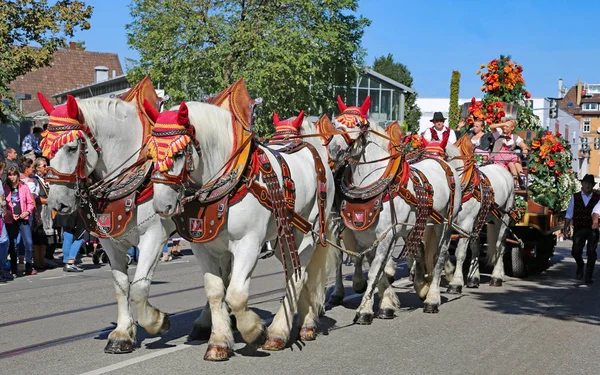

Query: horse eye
[67,146,78,153]
[174,151,184,158]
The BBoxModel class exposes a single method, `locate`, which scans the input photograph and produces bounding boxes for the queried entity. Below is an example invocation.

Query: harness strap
[471,171,494,237]
[253,147,302,281]
[429,158,457,226]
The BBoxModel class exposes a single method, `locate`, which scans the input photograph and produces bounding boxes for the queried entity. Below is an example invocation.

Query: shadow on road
[470,251,600,326]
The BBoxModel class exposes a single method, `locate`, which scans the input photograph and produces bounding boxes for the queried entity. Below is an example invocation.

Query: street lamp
[15,93,32,113]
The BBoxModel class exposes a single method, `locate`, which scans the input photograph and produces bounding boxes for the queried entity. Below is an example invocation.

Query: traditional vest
[429,127,450,142]
[492,134,518,154]
[573,192,600,229]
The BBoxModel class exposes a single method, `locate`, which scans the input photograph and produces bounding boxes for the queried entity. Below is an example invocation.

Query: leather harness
[44,84,157,239]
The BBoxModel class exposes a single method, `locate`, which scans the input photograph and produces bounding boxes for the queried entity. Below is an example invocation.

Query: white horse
[445,143,515,291]
[38,94,175,354]
[321,98,461,320]
[149,102,335,361]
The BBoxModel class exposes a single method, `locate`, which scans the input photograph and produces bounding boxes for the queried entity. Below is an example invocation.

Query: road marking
[41,274,80,280]
[79,343,193,375]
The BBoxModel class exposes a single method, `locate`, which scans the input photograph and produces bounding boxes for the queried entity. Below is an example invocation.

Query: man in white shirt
[422,112,457,144]
[564,174,600,283]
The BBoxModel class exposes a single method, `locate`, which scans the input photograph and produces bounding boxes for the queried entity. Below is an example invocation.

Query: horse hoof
[299,326,317,341]
[262,335,286,351]
[328,294,344,306]
[353,280,367,294]
[489,278,503,287]
[376,308,395,320]
[423,303,439,314]
[157,314,171,335]
[353,312,374,325]
[203,344,231,361]
[466,278,480,288]
[446,285,462,294]
[104,339,134,354]
[188,325,211,341]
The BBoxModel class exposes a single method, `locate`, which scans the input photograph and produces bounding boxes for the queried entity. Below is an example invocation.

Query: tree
[126,0,370,135]
[448,70,460,129]
[372,54,421,133]
[0,0,93,120]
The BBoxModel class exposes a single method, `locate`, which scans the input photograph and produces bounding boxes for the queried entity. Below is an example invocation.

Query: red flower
[547,159,556,167]
[556,131,562,138]
[495,102,503,108]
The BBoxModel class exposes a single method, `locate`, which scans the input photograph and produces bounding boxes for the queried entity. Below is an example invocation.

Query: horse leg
[448,237,470,294]
[130,233,170,336]
[327,246,345,306]
[265,232,317,349]
[193,248,233,361]
[225,236,265,347]
[376,265,400,319]
[297,224,334,341]
[102,242,136,354]
[423,224,452,313]
[413,243,429,300]
[354,231,395,325]
[490,215,510,286]
[466,237,481,288]
[352,254,367,293]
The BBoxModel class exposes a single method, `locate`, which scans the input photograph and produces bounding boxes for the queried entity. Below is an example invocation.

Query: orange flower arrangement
[477,55,530,103]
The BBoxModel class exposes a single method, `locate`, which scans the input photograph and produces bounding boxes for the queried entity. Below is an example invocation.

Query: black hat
[581,174,595,185]
[430,112,446,122]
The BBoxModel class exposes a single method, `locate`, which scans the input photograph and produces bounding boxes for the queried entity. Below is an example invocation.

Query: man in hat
[422,112,457,144]
[564,174,600,283]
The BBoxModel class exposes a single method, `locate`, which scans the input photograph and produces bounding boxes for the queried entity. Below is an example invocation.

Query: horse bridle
[149,127,202,186]
[45,122,102,197]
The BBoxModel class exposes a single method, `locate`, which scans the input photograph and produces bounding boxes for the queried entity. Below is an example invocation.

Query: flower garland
[476,55,541,132]
[527,130,577,212]
[402,134,424,153]
[466,97,506,131]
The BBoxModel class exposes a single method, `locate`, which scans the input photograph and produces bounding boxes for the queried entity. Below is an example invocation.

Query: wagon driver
[564,174,600,284]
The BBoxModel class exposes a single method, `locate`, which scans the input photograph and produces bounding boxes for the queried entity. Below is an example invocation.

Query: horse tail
[305,220,337,318]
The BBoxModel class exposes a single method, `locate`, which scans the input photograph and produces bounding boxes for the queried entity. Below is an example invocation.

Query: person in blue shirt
[21,127,43,158]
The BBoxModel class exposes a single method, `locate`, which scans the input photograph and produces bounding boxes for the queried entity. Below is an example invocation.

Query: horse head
[272,110,304,140]
[326,95,371,164]
[38,93,101,214]
[146,100,200,217]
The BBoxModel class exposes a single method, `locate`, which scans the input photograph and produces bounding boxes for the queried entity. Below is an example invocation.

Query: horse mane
[77,97,140,136]
[369,122,391,149]
[299,118,328,161]
[176,101,234,177]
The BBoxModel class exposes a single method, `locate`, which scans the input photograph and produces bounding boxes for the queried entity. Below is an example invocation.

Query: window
[584,118,591,133]
[582,103,598,111]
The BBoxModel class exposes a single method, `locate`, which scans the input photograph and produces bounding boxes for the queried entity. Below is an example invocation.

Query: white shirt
[566,191,598,219]
[422,126,457,144]
[492,128,523,148]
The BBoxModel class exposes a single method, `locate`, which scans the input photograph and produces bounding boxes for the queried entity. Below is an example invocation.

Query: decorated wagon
[457,55,576,277]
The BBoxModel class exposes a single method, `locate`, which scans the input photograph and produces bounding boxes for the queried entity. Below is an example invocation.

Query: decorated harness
[38,76,159,238]
[147,79,327,281]
[314,96,456,259]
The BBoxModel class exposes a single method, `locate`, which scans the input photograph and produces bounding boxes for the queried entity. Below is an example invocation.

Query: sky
[72,0,600,99]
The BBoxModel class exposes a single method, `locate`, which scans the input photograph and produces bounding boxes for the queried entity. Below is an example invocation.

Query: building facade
[559,80,600,181]
[336,68,415,125]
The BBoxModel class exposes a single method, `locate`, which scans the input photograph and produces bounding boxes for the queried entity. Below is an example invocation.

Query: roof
[53,74,128,97]
[363,68,415,94]
[9,47,123,115]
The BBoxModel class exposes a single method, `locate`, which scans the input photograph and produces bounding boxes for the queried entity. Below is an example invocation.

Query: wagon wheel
[511,246,526,278]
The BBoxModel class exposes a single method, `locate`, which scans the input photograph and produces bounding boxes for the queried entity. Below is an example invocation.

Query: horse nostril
[165,204,173,212]
[58,203,69,212]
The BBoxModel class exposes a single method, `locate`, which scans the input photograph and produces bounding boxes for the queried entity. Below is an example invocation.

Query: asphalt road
[0,240,598,375]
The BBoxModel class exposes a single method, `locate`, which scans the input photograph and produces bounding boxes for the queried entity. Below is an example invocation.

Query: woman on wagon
[457,118,495,159]
[490,119,528,189]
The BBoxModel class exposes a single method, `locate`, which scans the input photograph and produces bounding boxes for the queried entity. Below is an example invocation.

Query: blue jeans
[0,223,8,271]
[62,231,83,263]
[7,220,33,270]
